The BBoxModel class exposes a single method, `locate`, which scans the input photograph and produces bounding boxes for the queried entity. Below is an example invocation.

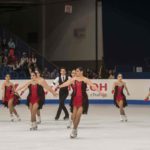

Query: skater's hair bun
[117,73,123,78]
[35,69,41,75]
[76,67,86,76]
[76,67,84,72]
[31,71,37,76]
[5,74,11,79]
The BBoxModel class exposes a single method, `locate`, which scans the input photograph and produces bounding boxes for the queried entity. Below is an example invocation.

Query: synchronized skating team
[1,67,149,138]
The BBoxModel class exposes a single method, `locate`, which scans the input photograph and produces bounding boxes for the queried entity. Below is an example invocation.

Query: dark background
[1,0,150,70]
[0,0,100,70]
[103,0,150,67]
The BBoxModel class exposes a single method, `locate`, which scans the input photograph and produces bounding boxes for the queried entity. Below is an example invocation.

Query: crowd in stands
[0,38,16,65]
[41,67,115,79]
[0,37,38,79]
[0,37,115,80]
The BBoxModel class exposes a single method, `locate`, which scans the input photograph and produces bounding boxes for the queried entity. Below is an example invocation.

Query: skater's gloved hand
[55,86,60,90]
[111,90,114,94]
[44,91,48,95]
[144,97,149,101]
[20,91,24,96]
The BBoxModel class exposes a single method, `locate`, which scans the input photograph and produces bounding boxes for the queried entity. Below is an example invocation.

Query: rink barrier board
[0,79,150,105]
[0,99,150,105]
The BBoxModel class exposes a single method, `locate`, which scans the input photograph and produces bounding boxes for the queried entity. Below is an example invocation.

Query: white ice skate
[120,115,124,122]
[37,117,41,124]
[30,122,38,131]
[10,115,14,122]
[70,129,77,139]
[123,115,128,122]
[67,120,73,129]
[17,116,21,122]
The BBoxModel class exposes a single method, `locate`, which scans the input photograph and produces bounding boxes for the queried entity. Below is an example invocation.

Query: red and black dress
[70,80,88,114]
[114,85,127,108]
[69,83,76,112]
[27,84,45,109]
[3,85,20,107]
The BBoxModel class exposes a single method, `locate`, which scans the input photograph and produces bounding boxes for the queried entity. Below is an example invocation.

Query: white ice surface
[0,105,150,150]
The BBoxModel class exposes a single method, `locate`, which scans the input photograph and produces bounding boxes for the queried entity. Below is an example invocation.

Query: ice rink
[0,104,150,150]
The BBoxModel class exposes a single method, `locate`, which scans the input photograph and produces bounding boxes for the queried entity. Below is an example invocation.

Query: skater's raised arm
[59,78,74,88]
[39,79,57,96]
[112,82,116,90]
[112,82,117,94]
[1,82,5,90]
[1,82,6,100]
[84,78,98,90]
[19,85,29,96]
[16,81,31,92]
[11,83,15,93]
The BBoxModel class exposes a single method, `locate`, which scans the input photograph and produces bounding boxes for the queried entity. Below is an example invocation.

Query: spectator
[31,53,37,65]
[7,38,16,65]
[99,57,107,79]
[28,55,32,68]
[8,48,15,58]
[42,67,51,79]
[3,48,8,57]
[19,52,30,77]
[28,53,37,69]
[50,68,59,79]
[92,71,99,79]
[86,68,95,79]
[20,52,29,67]
[2,38,7,51]
[13,60,21,72]
[8,38,15,49]
[108,69,115,79]
[3,56,8,66]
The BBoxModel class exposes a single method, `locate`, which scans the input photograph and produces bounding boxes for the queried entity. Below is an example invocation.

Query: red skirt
[3,93,20,107]
[4,93,14,102]
[73,96,83,108]
[29,96,39,105]
[116,95,124,102]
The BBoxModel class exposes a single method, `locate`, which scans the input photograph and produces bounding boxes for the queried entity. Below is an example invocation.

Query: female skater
[2,74,21,122]
[112,73,130,122]
[67,69,76,129]
[59,67,97,138]
[35,70,45,124]
[16,71,57,130]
